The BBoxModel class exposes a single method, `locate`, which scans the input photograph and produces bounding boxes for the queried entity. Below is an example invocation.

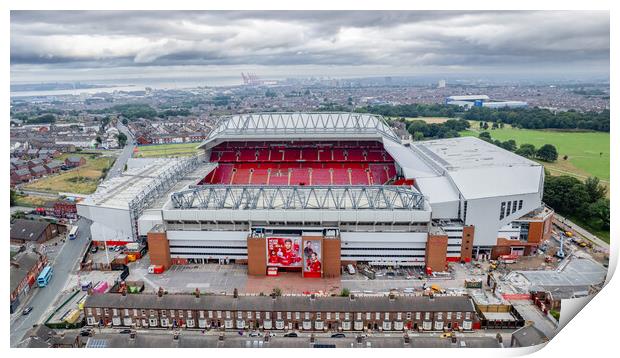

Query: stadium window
[512,201,517,213]
[500,202,506,220]
[518,200,523,210]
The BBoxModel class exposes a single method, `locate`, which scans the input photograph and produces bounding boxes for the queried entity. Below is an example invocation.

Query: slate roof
[85,293,476,313]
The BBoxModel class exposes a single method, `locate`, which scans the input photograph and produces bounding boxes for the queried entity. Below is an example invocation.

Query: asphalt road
[10,218,92,347]
[553,213,609,249]
[106,121,135,180]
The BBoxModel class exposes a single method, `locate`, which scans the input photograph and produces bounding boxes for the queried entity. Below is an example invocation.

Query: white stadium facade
[77,112,553,276]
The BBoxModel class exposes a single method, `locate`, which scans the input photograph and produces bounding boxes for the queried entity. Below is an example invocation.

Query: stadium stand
[204,141,399,186]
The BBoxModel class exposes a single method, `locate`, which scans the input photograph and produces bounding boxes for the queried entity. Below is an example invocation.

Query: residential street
[105,121,135,180]
[10,218,92,347]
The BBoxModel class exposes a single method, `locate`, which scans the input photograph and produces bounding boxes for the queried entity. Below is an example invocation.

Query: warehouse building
[446,95,528,109]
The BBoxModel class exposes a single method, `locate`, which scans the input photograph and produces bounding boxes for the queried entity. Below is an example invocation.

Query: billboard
[303,239,322,276]
[266,237,302,267]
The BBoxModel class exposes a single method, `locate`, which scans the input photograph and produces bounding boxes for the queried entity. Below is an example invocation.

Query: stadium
[77,112,553,277]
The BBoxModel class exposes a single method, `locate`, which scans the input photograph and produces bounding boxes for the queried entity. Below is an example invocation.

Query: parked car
[249,331,262,337]
[119,329,132,334]
[331,333,346,338]
[80,330,92,337]
[283,332,298,337]
[22,306,33,315]
[90,246,98,254]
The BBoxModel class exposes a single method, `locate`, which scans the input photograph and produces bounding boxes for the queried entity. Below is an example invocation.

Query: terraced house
[83,292,479,332]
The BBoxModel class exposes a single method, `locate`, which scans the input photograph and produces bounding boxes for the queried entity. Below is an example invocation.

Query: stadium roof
[386,137,543,200]
[446,95,490,101]
[169,185,426,211]
[199,112,400,149]
[80,158,185,210]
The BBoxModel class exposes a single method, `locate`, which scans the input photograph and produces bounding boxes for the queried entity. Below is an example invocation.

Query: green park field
[134,143,201,158]
[460,122,610,183]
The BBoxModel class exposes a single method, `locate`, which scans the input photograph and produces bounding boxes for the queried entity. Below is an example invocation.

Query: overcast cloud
[10,11,610,82]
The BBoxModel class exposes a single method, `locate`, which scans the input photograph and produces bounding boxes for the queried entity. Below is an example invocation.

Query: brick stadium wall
[247,236,266,276]
[492,238,538,259]
[322,237,341,278]
[147,231,172,270]
[460,226,475,262]
[425,234,448,272]
[528,213,554,244]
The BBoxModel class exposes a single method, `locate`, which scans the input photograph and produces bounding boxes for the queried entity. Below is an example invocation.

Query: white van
[347,264,356,275]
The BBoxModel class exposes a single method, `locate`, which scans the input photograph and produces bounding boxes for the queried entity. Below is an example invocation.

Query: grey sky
[10,10,610,82]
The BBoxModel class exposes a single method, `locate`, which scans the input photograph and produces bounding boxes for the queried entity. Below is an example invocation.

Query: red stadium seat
[202,140,397,187]
[239,149,257,161]
[290,168,310,185]
[348,149,364,161]
[231,168,251,184]
[350,168,370,185]
[269,170,289,185]
[250,169,269,185]
[332,168,350,185]
[311,168,332,185]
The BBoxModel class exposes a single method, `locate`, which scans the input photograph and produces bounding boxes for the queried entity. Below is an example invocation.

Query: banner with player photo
[303,239,322,277]
[266,237,302,267]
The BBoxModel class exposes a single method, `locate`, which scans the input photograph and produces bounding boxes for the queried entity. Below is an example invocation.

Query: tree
[117,132,128,148]
[515,143,536,158]
[567,184,590,214]
[122,118,128,125]
[586,198,610,229]
[340,288,351,297]
[95,136,103,146]
[482,122,489,130]
[543,176,583,214]
[491,122,498,130]
[501,140,517,152]
[584,177,607,203]
[10,189,16,207]
[536,144,558,162]
[479,131,492,142]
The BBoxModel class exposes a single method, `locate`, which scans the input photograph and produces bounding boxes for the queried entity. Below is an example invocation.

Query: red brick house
[64,156,86,168]
[44,160,64,174]
[11,168,32,184]
[27,159,44,169]
[10,251,48,313]
[30,165,47,178]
